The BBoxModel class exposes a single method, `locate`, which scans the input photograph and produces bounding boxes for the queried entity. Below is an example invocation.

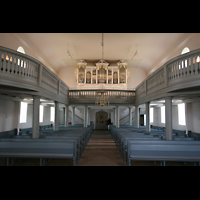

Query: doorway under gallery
[95,111,108,130]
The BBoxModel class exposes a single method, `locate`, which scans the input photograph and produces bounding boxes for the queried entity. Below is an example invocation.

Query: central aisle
[77,129,127,166]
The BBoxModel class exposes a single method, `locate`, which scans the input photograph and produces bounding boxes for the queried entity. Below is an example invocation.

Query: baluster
[167,65,170,82]
[35,65,38,80]
[30,62,33,78]
[174,63,177,80]
[169,64,172,81]
[32,63,35,79]
[186,57,190,76]
[182,59,186,77]
[21,59,25,77]
[196,54,200,74]
[171,64,174,81]
[13,57,17,75]
[34,64,38,80]
[33,64,36,80]
[18,58,22,76]
[26,60,29,78]
[192,56,195,75]
[31,62,34,79]
[29,63,32,78]
[195,55,198,75]
[179,60,182,78]
[0,51,2,72]
[174,62,178,80]
[11,55,14,74]
[2,53,6,73]
[24,59,27,77]
[6,54,10,73]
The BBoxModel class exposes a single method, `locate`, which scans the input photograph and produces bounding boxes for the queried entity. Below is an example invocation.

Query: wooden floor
[77,129,127,166]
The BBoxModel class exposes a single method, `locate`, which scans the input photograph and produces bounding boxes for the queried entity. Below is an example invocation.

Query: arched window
[17,46,25,54]
[181,47,190,55]
[17,46,26,68]
[180,47,190,69]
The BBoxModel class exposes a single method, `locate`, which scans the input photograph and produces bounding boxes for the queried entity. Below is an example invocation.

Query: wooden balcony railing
[135,48,200,105]
[0,46,69,104]
[69,89,135,105]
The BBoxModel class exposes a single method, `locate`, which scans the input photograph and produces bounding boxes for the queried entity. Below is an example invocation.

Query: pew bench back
[0,141,77,166]
[127,141,200,166]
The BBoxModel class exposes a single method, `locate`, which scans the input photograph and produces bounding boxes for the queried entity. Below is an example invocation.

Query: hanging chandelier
[95,91,109,106]
[95,33,109,70]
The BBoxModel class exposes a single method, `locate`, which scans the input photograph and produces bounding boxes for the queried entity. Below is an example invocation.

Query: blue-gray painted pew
[122,137,162,163]
[0,138,81,162]
[0,141,77,166]
[127,140,200,166]
[43,135,84,156]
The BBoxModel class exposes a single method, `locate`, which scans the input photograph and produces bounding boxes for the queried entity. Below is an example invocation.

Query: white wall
[191,102,200,133]
[0,99,15,132]
[58,67,77,89]
[127,68,147,89]
[19,104,53,129]
[151,102,200,134]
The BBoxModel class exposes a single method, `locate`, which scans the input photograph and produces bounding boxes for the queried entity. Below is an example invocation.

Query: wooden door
[96,111,108,129]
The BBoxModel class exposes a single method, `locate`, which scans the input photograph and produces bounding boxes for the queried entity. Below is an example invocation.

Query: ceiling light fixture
[95,91,109,107]
[95,33,109,70]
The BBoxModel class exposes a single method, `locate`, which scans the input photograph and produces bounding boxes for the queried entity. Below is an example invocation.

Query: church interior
[0,33,200,166]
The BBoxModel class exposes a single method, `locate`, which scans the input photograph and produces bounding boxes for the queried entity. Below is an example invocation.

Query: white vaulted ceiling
[0,33,199,77]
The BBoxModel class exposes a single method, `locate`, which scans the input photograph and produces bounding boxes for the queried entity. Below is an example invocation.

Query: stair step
[88,142,115,146]
[86,145,117,149]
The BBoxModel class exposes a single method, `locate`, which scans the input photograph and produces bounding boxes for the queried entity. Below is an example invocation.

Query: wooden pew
[127,140,200,166]
[122,137,162,163]
[43,135,83,157]
[0,141,77,166]
[0,138,81,162]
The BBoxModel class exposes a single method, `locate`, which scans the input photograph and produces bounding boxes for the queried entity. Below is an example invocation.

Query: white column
[135,105,139,128]
[145,102,151,132]
[185,102,192,136]
[116,105,120,128]
[84,105,88,127]
[72,106,75,125]
[32,96,40,138]
[129,107,133,126]
[64,105,68,127]
[113,107,116,126]
[14,101,21,135]
[165,97,173,140]
[88,107,90,126]
[54,101,59,131]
